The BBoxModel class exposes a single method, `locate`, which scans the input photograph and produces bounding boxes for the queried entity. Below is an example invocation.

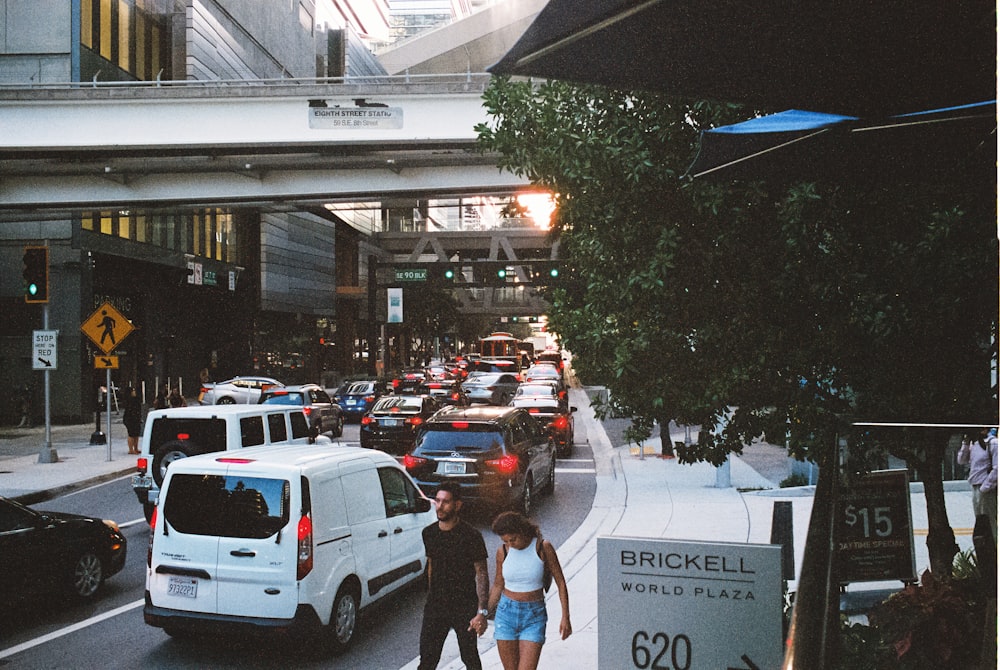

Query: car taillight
[486,453,519,476]
[364,395,375,402]
[297,514,314,580]
[527,408,540,414]
[551,416,569,430]
[451,421,469,429]
[147,506,157,567]
[176,433,190,440]
[392,379,400,388]
[486,385,496,391]
[403,453,428,471]
[361,416,374,425]
[406,416,424,426]
[199,386,210,394]
[137,456,148,473]
[302,406,312,416]
[450,392,460,401]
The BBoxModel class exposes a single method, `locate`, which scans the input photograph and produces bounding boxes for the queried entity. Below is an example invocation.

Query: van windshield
[163,474,290,539]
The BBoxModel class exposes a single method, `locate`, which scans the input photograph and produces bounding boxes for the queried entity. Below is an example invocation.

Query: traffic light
[22,246,49,303]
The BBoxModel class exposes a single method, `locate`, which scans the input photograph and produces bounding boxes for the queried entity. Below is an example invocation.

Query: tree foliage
[476,77,997,574]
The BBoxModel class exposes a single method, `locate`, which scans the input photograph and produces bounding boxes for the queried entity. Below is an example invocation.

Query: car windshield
[347,382,373,394]
[415,428,504,452]
[372,396,423,412]
[515,384,555,396]
[163,474,290,539]
[465,374,500,385]
[261,392,305,406]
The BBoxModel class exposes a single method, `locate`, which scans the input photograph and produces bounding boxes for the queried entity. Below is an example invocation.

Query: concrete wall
[0,0,72,83]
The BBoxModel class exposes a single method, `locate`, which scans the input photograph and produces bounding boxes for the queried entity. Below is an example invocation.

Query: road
[0,419,596,669]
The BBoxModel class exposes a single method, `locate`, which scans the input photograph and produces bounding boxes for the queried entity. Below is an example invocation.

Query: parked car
[403,405,556,514]
[333,380,383,421]
[391,369,429,394]
[461,372,520,405]
[360,394,443,456]
[131,404,316,522]
[145,445,434,651]
[198,376,283,405]
[510,395,577,457]
[259,383,344,438]
[0,496,127,604]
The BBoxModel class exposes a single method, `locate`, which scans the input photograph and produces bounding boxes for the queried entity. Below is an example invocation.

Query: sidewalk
[0,391,976,670]
[419,387,976,670]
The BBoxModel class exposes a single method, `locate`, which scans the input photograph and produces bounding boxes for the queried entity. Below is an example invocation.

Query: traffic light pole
[37,304,57,464]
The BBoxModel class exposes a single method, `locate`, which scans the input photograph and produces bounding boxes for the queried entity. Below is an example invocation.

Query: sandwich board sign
[598,537,783,670]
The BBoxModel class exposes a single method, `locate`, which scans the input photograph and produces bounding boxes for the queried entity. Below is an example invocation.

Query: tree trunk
[910,433,959,578]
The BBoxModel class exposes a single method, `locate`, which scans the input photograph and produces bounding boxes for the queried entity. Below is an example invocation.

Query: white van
[131,404,320,522]
[144,444,435,652]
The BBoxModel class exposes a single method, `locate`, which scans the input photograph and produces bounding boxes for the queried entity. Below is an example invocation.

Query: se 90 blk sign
[598,537,782,670]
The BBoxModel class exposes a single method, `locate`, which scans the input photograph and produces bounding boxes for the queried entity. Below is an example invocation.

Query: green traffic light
[27,283,38,296]
[444,268,455,280]
[549,267,559,278]
[497,268,507,278]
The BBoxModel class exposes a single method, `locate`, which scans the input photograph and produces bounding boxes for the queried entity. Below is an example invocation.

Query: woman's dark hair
[492,511,539,538]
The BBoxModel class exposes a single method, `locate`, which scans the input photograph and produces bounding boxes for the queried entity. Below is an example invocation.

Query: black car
[0,496,127,605]
[391,368,429,394]
[360,394,443,456]
[403,405,556,514]
[259,383,344,437]
[419,378,470,406]
[510,397,577,458]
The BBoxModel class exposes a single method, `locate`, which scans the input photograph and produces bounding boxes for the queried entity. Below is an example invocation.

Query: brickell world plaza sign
[598,537,783,670]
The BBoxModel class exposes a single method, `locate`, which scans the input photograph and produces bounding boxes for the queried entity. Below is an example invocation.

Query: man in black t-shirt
[418,481,489,670]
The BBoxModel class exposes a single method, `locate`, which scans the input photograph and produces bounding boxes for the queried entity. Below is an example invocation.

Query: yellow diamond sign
[81,302,135,354]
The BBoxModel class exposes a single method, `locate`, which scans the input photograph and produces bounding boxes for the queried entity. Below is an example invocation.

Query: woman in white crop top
[487,511,571,669]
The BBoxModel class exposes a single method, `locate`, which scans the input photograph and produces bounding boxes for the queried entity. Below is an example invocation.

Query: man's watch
[478,608,490,617]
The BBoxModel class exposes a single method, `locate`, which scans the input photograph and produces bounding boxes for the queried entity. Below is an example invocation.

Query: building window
[80,0,171,81]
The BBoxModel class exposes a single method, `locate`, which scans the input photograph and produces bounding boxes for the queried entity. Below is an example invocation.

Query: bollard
[89,408,106,445]
[770,501,796,581]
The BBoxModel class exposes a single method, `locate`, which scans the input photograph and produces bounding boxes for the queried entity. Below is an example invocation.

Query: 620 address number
[631,630,692,670]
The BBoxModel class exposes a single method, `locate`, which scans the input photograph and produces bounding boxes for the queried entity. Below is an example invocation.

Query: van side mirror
[415,497,432,513]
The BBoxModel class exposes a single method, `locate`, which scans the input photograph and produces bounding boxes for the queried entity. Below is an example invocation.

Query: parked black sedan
[259,383,344,437]
[0,496,127,605]
[360,394,443,456]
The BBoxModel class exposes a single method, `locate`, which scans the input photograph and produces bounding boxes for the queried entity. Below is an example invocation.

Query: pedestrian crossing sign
[81,302,135,354]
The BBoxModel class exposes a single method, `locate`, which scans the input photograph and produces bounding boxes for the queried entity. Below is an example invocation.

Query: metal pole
[106,367,112,461]
[38,304,58,463]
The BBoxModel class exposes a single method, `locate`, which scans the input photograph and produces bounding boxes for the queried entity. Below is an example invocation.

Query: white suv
[144,445,435,653]
[131,404,316,522]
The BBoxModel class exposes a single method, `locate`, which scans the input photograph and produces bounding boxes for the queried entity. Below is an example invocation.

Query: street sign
[32,330,58,370]
[838,469,916,583]
[394,267,427,282]
[598,537,783,670]
[94,355,119,369]
[81,301,135,354]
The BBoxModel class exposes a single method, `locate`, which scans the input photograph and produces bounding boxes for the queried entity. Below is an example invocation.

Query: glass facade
[80,0,172,81]
[80,208,241,264]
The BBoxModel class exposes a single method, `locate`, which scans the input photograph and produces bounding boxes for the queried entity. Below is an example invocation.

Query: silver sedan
[461,372,520,405]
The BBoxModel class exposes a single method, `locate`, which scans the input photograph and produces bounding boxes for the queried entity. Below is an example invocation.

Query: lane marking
[913,528,973,536]
[555,468,596,474]
[0,599,144,660]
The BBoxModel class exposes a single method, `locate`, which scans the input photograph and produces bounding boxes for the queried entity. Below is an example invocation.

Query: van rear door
[154,466,298,620]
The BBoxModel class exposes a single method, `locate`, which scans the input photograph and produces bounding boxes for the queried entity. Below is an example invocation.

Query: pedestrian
[123,385,143,454]
[168,388,187,408]
[17,384,32,428]
[487,511,571,670]
[418,481,490,670]
[153,384,169,410]
[957,427,998,542]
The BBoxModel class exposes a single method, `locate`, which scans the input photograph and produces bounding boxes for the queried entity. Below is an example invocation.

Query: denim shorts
[493,594,547,644]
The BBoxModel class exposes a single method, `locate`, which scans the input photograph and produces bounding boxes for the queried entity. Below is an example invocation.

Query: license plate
[441,461,466,475]
[381,419,401,427]
[346,399,356,405]
[131,475,153,488]
[167,576,198,598]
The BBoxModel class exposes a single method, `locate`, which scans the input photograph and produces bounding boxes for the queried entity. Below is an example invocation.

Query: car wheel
[542,454,556,496]
[68,550,104,599]
[325,584,360,654]
[216,396,235,405]
[333,415,344,438]
[519,474,533,515]
[153,441,196,486]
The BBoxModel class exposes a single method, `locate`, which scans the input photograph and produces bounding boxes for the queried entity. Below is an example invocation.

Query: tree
[476,77,998,577]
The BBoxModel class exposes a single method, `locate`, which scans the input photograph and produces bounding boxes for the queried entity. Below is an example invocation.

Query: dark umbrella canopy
[685,101,998,181]
[489,0,996,117]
